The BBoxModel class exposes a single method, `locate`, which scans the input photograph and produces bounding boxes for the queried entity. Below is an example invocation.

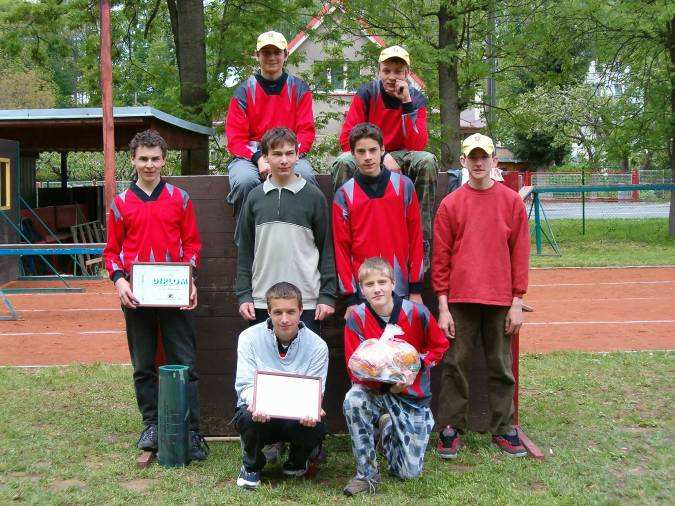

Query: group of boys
[103,29,530,497]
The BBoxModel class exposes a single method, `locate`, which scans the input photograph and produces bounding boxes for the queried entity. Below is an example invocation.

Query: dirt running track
[1,267,673,366]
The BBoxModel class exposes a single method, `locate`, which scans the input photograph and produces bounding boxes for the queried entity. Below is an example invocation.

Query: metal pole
[100,0,116,212]
[533,192,542,254]
[581,168,586,234]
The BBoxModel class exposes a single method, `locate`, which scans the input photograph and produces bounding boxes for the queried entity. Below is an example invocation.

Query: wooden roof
[0,107,214,153]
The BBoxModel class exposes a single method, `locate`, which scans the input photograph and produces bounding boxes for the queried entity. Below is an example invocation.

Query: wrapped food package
[348,324,421,385]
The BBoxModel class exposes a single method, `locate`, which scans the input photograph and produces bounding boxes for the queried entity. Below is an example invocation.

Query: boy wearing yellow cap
[225,31,317,243]
[332,46,438,265]
[432,133,531,458]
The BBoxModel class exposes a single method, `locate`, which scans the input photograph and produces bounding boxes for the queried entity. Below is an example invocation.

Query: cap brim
[256,43,286,51]
[463,145,494,156]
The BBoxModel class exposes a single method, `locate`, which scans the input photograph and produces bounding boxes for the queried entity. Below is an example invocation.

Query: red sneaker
[492,432,527,457]
[437,426,461,459]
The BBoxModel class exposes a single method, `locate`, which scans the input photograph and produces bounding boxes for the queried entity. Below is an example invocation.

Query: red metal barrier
[631,170,639,202]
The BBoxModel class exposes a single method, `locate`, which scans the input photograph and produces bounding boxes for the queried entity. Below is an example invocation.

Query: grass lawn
[1,352,673,504]
[530,218,675,268]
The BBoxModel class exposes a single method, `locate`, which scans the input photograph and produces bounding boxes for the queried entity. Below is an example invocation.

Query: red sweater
[332,169,425,304]
[226,73,315,163]
[104,181,201,282]
[432,182,530,306]
[339,80,428,152]
[344,295,449,405]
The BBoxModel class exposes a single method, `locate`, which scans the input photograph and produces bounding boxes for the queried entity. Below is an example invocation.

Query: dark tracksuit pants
[123,306,200,431]
[234,406,326,472]
[437,303,515,435]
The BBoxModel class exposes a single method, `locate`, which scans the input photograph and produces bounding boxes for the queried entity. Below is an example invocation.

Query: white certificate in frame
[131,262,192,307]
[253,371,323,421]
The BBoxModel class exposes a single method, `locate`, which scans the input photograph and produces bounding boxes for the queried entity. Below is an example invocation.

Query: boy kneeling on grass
[233,282,328,490]
[342,258,449,496]
[433,133,530,458]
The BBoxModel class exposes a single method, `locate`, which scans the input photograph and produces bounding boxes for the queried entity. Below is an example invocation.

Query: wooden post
[60,152,68,190]
[99,0,116,212]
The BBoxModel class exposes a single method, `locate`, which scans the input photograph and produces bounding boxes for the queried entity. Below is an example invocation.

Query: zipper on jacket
[277,188,282,217]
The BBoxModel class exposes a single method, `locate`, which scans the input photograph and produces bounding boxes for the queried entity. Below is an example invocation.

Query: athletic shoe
[492,432,527,457]
[189,431,209,461]
[282,459,309,477]
[437,426,461,459]
[262,442,284,464]
[343,473,381,496]
[136,424,158,451]
[236,466,261,489]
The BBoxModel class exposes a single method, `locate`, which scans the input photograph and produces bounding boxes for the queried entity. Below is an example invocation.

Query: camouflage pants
[343,384,434,480]
[331,150,438,261]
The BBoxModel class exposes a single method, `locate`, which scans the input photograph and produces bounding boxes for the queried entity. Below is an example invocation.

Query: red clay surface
[1,267,674,366]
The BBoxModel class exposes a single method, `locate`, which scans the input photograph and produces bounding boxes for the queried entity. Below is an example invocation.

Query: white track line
[0,330,124,336]
[15,308,118,312]
[526,297,663,303]
[5,292,114,297]
[530,280,675,287]
[525,320,675,326]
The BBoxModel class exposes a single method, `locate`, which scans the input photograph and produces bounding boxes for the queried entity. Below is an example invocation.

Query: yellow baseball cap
[378,45,410,66]
[462,133,495,156]
[256,31,288,51]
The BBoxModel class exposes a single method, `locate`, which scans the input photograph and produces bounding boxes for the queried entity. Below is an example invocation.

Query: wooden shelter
[0,107,213,207]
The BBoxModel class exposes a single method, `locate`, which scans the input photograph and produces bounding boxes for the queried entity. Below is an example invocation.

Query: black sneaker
[236,466,261,489]
[189,431,209,461]
[282,459,309,477]
[136,424,158,451]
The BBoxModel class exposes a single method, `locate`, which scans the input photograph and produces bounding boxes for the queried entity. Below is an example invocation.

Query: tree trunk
[167,0,209,175]
[437,5,462,169]
[669,15,674,237]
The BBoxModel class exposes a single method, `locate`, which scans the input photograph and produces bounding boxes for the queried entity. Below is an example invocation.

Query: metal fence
[37,180,130,193]
[531,170,672,203]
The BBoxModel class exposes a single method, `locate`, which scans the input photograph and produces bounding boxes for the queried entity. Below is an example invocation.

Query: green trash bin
[157,364,190,467]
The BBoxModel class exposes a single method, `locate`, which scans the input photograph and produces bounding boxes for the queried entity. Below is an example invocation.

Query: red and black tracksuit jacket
[225,72,315,165]
[339,79,429,152]
[332,168,425,304]
[344,294,449,406]
[104,181,201,282]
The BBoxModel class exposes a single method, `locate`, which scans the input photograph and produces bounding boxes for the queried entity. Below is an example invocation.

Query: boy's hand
[239,302,256,321]
[299,409,325,427]
[247,405,270,423]
[257,157,271,180]
[115,277,139,308]
[344,304,357,320]
[383,153,401,172]
[438,308,455,339]
[505,300,523,335]
[408,293,423,305]
[314,304,334,321]
[180,278,198,310]
[392,79,412,103]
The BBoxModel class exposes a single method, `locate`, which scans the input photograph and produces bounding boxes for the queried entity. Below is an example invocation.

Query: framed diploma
[131,262,192,307]
[252,371,323,421]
